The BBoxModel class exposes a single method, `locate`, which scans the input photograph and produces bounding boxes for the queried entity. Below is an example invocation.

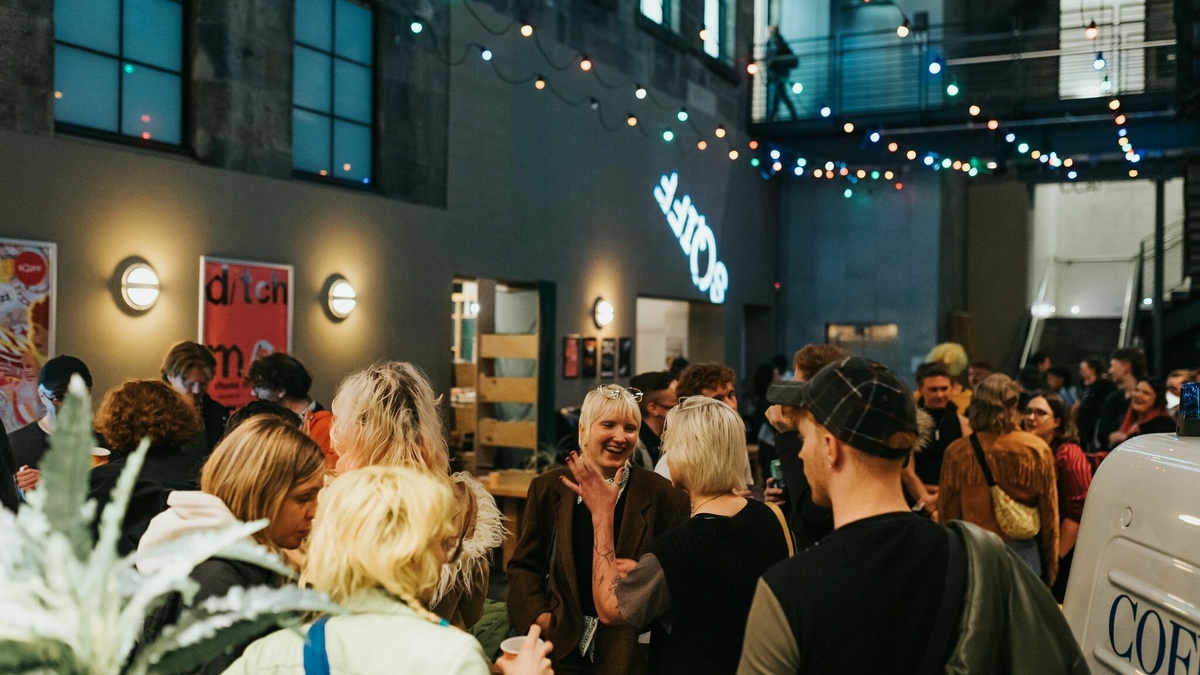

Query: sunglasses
[597,384,643,403]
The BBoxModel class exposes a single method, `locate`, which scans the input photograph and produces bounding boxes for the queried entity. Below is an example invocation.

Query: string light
[1017,142,1030,153]
[520,23,534,37]
[579,56,592,71]
[481,48,493,61]
[770,149,781,160]
[1005,133,1016,142]
[825,161,835,171]
[819,105,832,118]
[884,170,894,179]
[794,167,804,176]
[897,18,910,38]
[749,140,759,150]
[728,150,739,160]
[1108,98,1121,110]
[1093,51,1106,70]
[968,104,981,116]
[1068,170,1078,179]
[895,182,903,189]
[888,142,898,152]
[1030,150,1041,159]
[869,131,881,142]
[589,97,600,110]
[773,161,783,171]
[907,150,917,160]
[928,54,943,75]
[791,82,804,94]
[1129,169,1138,177]
[635,85,647,99]
[534,76,546,89]
[715,126,727,138]
[699,28,710,41]
[946,82,959,97]
[697,140,707,150]
[677,108,689,122]
[857,169,867,178]
[843,122,855,133]
[1085,20,1098,40]
[1064,158,1074,167]
[627,114,637,126]
[987,119,999,130]
[1100,76,1112,94]
[844,188,853,198]
[410,21,424,33]
[814,169,824,178]
[1115,114,1126,125]
[662,130,675,142]
[747,62,760,75]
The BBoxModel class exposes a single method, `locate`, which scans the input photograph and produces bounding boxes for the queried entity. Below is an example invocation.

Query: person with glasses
[1022,392,1091,602]
[8,355,97,491]
[137,415,326,674]
[508,384,689,675]
[628,371,679,468]
[565,396,793,675]
[330,361,504,630]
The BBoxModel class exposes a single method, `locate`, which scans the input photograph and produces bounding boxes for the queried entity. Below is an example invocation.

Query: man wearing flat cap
[737,357,1087,675]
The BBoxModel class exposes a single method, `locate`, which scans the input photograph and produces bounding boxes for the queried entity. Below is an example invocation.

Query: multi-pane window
[703,0,734,63]
[293,0,374,184]
[53,0,183,145]
[640,0,681,33]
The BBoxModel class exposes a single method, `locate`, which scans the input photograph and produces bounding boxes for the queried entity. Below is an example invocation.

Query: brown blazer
[507,465,689,675]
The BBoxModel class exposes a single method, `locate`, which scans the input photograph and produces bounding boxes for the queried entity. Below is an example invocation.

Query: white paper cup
[500,636,546,660]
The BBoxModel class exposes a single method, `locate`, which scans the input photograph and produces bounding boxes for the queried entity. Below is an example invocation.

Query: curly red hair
[94,379,202,454]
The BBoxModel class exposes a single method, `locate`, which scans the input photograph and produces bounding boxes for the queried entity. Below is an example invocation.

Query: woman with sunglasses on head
[565,396,794,675]
[330,361,504,630]
[508,384,690,675]
[1022,392,1092,602]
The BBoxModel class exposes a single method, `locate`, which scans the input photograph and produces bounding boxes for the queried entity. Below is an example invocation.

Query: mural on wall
[199,256,293,410]
[0,239,55,431]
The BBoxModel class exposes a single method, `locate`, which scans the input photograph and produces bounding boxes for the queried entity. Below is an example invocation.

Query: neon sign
[653,172,729,304]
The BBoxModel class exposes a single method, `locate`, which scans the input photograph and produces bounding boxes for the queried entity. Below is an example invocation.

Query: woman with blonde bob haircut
[137,416,326,673]
[509,384,689,674]
[227,466,553,675]
[938,374,1060,585]
[329,361,504,629]
[566,396,794,674]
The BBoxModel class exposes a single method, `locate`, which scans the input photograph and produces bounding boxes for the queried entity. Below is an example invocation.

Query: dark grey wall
[965,180,1032,372]
[779,172,944,382]
[0,0,778,409]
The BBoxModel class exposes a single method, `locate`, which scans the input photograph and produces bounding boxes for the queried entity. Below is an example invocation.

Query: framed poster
[199,256,293,410]
[581,337,598,379]
[563,335,580,379]
[618,337,633,377]
[0,239,56,431]
[600,338,616,378]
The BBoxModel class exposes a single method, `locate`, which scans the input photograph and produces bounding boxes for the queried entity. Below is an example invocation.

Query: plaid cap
[767,356,919,459]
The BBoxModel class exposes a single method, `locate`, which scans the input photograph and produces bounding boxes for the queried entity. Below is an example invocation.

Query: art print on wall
[0,239,55,432]
[618,337,633,377]
[600,338,616,379]
[563,335,580,379]
[581,337,598,379]
[199,256,293,410]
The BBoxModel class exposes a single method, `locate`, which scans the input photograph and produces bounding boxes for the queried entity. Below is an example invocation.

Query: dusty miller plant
[0,376,341,674]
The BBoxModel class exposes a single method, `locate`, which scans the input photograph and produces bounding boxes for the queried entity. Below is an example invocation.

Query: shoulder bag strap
[302,616,332,675]
[968,434,997,487]
[916,526,968,675]
[764,500,796,558]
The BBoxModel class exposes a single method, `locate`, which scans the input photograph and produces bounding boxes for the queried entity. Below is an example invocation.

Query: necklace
[690,494,725,516]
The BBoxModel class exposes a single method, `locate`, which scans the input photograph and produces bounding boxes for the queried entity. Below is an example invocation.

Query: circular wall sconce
[593,297,614,329]
[115,258,160,313]
[324,274,357,320]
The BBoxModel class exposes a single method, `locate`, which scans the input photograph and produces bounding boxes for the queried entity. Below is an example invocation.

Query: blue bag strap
[303,616,332,675]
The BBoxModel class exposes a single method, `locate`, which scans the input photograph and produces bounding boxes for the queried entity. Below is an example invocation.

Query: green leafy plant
[0,376,341,674]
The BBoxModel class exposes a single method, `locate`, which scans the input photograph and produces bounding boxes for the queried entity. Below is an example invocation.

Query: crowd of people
[2,337,1175,673]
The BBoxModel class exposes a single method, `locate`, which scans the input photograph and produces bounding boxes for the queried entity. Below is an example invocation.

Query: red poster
[0,239,55,431]
[199,257,293,410]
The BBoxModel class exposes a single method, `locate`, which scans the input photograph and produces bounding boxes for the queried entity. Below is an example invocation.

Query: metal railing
[753,8,1176,123]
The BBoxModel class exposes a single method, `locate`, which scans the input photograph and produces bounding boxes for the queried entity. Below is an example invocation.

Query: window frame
[291,0,378,188]
[637,0,684,37]
[52,0,189,152]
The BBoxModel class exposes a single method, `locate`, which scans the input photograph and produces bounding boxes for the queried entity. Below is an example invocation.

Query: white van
[1062,432,1200,674]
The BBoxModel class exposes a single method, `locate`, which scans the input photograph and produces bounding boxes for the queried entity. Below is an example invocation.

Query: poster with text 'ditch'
[0,239,55,432]
[200,256,293,410]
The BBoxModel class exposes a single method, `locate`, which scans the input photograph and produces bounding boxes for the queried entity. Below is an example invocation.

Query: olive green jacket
[945,521,1090,675]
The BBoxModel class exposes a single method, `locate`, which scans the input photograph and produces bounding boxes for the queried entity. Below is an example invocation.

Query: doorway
[635,297,726,375]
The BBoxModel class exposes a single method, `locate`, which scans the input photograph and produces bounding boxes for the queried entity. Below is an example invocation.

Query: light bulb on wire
[677,108,689,122]
[481,48,493,61]
[946,81,960,97]
[928,54,943,75]
[534,76,545,90]
[1085,20,1098,40]
[520,23,534,37]
[1100,76,1112,94]
[635,85,647,99]
[715,126,726,138]
[410,21,424,34]
[579,56,592,71]
[1093,51,1106,70]
[897,18,910,38]
[626,114,637,127]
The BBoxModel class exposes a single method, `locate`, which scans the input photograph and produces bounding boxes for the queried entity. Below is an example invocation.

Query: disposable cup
[90,447,111,468]
[500,636,546,660]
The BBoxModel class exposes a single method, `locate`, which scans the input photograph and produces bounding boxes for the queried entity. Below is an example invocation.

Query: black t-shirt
[760,512,949,675]
[1097,389,1131,451]
[1077,378,1117,451]
[915,401,962,485]
[8,421,49,469]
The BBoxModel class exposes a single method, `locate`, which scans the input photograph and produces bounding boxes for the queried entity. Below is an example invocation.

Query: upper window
[640,0,681,33]
[702,0,735,63]
[293,0,374,185]
[53,0,184,145]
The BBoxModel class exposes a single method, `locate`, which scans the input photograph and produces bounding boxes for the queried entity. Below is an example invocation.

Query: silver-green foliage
[0,376,342,674]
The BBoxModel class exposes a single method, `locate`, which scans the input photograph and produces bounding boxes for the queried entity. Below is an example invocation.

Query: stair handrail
[1120,243,1145,347]
[1021,259,1055,369]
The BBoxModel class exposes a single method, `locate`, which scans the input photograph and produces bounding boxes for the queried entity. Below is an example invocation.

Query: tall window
[53,0,183,145]
[641,0,681,33]
[703,0,734,62]
[293,0,374,184]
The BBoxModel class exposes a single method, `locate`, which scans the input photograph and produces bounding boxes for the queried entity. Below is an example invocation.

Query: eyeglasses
[1024,408,1052,418]
[597,384,643,403]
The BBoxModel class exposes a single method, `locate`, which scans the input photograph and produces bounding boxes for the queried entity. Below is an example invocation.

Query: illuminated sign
[653,172,728,304]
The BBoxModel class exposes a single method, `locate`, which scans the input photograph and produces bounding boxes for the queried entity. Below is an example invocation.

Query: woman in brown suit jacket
[508,385,690,675]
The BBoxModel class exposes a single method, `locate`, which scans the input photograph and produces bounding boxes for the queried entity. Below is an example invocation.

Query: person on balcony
[765,26,799,121]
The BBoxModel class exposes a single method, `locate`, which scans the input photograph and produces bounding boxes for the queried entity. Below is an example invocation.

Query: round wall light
[117,259,160,312]
[593,298,614,329]
[324,274,357,320]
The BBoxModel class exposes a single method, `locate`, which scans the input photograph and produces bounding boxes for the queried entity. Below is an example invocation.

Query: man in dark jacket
[162,341,231,458]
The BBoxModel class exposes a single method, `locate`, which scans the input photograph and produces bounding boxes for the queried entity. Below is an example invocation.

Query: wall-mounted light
[324,274,357,320]
[115,258,160,312]
[593,298,614,329]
